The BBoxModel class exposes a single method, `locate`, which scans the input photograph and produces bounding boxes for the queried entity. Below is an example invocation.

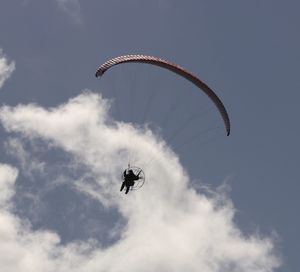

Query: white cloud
[0,92,281,271]
[0,49,15,89]
[0,164,61,271]
[56,0,82,24]
[4,138,45,178]
[0,164,18,207]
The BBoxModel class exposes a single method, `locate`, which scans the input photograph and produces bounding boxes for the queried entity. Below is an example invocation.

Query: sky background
[0,1,299,271]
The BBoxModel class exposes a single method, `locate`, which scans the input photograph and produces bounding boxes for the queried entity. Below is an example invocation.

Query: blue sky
[0,1,299,271]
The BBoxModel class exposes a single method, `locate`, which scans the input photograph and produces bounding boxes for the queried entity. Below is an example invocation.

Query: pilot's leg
[120,182,125,192]
[125,186,130,194]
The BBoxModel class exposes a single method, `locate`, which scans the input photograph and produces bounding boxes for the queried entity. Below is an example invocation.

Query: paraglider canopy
[95,54,231,136]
